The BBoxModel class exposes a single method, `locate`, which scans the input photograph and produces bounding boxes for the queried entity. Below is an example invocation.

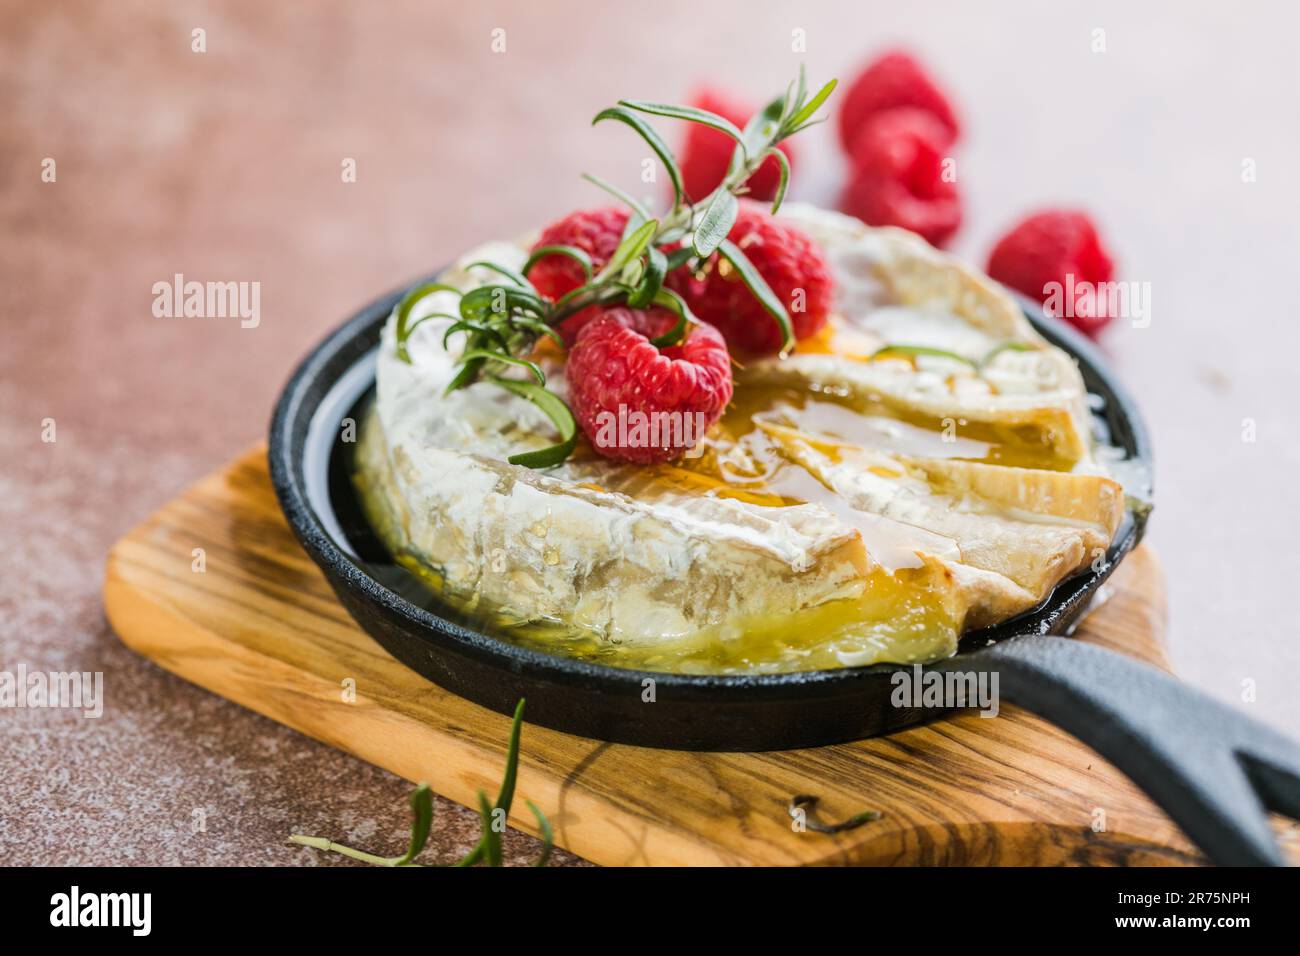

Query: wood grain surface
[101,444,1270,866]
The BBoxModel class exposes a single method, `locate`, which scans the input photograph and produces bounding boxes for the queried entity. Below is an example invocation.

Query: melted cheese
[359,204,1123,673]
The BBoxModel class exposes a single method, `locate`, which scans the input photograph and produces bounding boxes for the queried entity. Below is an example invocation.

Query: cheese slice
[741,209,1095,466]
[357,204,1124,673]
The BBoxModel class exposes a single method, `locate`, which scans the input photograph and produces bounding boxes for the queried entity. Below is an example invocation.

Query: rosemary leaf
[717,238,794,353]
[459,284,546,320]
[491,379,579,469]
[395,282,463,363]
[495,698,526,815]
[479,791,503,867]
[580,172,651,220]
[441,317,506,351]
[618,99,747,153]
[392,783,435,866]
[287,782,435,867]
[627,245,667,309]
[786,78,839,131]
[445,355,486,394]
[664,246,696,272]
[602,217,658,279]
[289,699,550,868]
[460,349,545,385]
[694,189,738,258]
[527,800,553,868]
[648,286,694,347]
[593,105,684,207]
[523,244,594,282]
[464,261,532,288]
[743,95,786,158]
[765,148,791,215]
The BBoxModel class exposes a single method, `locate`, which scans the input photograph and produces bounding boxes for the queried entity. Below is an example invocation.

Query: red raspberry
[565,306,733,463]
[838,50,960,152]
[667,202,834,356]
[679,88,796,203]
[527,207,630,344]
[840,109,962,247]
[986,210,1116,337]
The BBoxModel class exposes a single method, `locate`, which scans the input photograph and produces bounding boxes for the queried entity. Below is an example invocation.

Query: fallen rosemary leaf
[788,793,883,835]
[289,699,552,867]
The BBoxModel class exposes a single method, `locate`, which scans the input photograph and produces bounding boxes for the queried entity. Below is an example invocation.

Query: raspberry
[840,109,962,247]
[986,210,1116,337]
[565,306,733,463]
[679,88,795,202]
[668,202,834,356]
[527,207,630,343]
[837,50,960,152]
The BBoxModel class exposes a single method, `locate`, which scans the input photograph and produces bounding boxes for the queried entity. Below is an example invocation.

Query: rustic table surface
[2,0,1296,865]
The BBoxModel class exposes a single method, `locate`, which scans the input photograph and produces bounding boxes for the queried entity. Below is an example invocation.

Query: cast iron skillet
[270,277,1300,866]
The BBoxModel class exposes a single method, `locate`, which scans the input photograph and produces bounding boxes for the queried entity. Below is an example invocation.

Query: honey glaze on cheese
[357,393,966,673]
[504,374,1076,672]
[481,558,961,675]
[358,204,1123,674]
[508,376,979,672]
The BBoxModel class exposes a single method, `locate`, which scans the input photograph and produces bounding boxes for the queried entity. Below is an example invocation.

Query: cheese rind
[359,413,875,644]
[359,205,1122,672]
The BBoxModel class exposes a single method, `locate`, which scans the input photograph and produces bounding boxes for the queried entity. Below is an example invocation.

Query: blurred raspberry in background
[835,50,963,246]
[840,108,962,247]
[837,49,961,150]
[987,210,1116,337]
[683,48,1119,336]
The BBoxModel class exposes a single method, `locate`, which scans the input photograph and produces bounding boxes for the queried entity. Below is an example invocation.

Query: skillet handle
[940,635,1300,865]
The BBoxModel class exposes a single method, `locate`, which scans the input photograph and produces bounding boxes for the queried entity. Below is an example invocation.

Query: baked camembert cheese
[356,204,1123,674]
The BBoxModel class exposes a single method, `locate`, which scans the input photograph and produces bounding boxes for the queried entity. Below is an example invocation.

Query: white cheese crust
[361,204,1123,670]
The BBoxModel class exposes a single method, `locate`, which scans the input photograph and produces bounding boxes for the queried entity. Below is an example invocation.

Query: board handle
[940,635,1300,866]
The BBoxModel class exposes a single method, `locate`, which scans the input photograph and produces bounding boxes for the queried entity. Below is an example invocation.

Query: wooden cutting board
[104,445,1215,865]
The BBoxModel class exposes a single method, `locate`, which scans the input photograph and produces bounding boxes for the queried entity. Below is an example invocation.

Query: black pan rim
[269,271,1154,698]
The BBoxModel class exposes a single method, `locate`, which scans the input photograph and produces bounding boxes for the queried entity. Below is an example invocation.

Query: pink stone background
[2,0,1296,864]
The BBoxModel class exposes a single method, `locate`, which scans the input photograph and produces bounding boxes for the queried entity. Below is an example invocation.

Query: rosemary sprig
[288,699,552,867]
[392,67,838,468]
[288,784,436,866]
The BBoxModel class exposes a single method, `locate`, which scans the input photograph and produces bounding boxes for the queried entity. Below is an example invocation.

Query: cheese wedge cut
[357,204,1125,674]
[743,209,1096,467]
